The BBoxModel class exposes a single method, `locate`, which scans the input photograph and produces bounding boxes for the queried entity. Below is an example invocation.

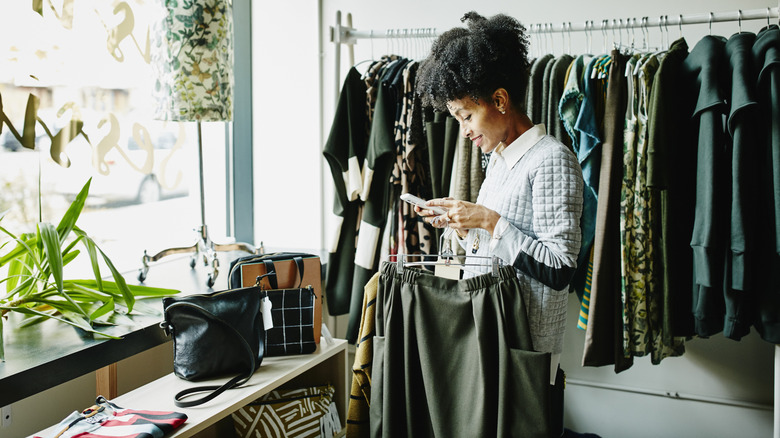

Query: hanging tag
[327,399,343,431]
[435,257,461,279]
[320,323,335,346]
[262,296,274,330]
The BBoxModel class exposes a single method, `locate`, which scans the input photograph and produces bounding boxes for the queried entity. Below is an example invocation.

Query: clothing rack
[333,8,779,43]
[329,8,780,437]
[331,7,780,101]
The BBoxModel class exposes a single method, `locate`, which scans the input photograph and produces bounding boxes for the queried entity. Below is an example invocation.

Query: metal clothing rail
[332,7,780,46]
[331,7,780,96]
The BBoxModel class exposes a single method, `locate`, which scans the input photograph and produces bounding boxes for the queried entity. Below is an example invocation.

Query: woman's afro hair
[415,11,531,112]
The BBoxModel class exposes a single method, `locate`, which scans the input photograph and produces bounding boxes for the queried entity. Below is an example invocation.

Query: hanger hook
[550,22,555,55]
[584,20,590,54]
[678,14,683,38]
[664,15,670,48]
[768,7,772,26]
[737,10,743,33]
[561,22,567,55]
[709,12,713,35]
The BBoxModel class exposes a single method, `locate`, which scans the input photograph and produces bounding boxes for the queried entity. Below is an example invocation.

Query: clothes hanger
[389,228,503,277]
[585,20,593,55]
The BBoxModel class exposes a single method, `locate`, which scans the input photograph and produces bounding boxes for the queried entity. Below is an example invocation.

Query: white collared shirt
[489,124,548,249]
[490,124,548,171]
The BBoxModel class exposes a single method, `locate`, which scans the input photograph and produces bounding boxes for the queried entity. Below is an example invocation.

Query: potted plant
[0,178,180,361]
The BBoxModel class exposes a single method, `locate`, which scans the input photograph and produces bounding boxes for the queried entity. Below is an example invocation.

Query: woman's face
[447,96,506,154]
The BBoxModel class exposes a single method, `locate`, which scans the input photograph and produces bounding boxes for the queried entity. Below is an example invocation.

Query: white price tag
[434,257,461,279]
[262,296,274,330]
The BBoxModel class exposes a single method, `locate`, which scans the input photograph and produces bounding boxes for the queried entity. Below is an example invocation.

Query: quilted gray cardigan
[463,134,584,355]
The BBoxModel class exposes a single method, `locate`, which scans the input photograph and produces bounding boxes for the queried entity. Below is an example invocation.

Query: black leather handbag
[161,286,266,407]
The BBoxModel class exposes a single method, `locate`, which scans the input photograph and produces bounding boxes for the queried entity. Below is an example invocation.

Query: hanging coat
[723,31,759,341]
[753,24,780,344]
[646,38,695,340]
[323,67,369,317]
[682,35,729,338]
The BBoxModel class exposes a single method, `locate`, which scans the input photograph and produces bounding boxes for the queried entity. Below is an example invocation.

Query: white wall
[314,0,777,437]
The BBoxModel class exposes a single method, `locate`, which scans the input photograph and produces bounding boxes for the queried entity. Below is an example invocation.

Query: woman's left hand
[416,198,501,235]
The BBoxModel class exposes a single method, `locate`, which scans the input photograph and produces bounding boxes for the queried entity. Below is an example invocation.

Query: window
[0,1,230,277]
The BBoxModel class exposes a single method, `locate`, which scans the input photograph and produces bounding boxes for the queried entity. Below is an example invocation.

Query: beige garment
[450,135,484,203]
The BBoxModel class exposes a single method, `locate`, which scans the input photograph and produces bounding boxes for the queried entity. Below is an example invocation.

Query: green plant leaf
[62,249,80,266]
[90,297,115,320]
[73,229,102,291]
[38,223,89,319]
[0,226,44,278]
[97,245,134,312]
[67,279,178,297]
[1,275,36,302]
[56,178,91,240]
[6,253,24,293]
[38,223,63,293]
[11,307,119,339]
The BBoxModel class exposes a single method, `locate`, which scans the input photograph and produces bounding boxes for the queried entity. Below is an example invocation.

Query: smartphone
[400,193,447,215]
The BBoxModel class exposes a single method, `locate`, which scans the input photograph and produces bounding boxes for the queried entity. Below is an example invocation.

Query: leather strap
[261,256,305,289]
[166,301,264,408]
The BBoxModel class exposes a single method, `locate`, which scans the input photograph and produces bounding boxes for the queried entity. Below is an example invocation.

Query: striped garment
[346,272,380,437]
[36,396,186,438]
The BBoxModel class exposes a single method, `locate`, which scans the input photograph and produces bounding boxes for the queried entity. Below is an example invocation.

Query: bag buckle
[160,321,171,336]
[254,272,276,289]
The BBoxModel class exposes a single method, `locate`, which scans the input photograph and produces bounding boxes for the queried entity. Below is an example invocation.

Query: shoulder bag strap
[262,256,306,288]
[167,303,264,408]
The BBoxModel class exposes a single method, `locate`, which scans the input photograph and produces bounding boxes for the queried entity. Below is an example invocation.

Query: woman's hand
[415,198,501,235]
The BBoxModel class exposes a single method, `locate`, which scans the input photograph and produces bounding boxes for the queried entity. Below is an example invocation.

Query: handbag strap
[166,302,264,408]
[262,256,305,289]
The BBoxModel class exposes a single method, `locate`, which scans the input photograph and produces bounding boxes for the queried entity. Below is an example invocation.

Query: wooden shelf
[33,339,349,437]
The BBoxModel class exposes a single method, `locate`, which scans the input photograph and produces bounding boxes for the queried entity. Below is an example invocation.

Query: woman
[414,11,584,390]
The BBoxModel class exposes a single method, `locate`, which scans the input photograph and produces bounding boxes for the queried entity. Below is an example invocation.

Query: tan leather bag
[228,253,322,343]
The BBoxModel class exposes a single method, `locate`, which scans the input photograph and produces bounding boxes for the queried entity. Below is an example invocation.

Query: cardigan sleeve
[491,144,584,290]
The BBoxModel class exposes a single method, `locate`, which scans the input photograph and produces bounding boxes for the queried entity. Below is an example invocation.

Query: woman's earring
[500,108,506,114]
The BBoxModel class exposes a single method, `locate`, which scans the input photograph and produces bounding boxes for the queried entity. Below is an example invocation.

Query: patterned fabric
[151,0,233,122]
[346,272,380,438]
[571,56,606,329]
[264,287,316,356]
[232,385,340,438]
[36,396,187,438]
[576,248,594,330]
[620,54,643,356]
[394,62,436,257]
[616,52,686,366]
